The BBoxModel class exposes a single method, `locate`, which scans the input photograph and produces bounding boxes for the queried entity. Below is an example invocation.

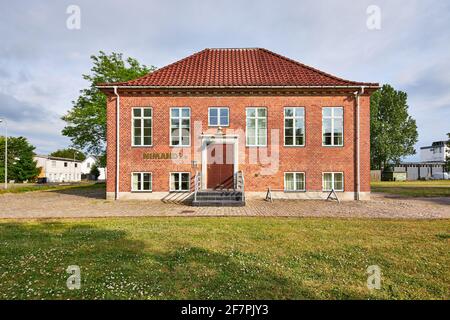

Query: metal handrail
[235,170,245,200]
[194,171,201,202]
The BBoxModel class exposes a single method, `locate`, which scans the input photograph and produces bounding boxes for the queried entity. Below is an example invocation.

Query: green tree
[50,148,86,161]
[90,164,100,180]
[0,136,40,182]
[62,51,155,156]
[370,84,418,170]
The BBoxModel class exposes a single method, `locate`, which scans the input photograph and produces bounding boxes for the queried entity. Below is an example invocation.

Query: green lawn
[371,180,450,197]
[0,182,104,195]
[0,217,448,300]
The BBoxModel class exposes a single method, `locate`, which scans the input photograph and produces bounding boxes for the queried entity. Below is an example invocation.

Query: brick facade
[105,93,371,200]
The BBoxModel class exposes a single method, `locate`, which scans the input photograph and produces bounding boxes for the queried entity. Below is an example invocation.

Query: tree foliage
[61,51,155,156]
[0,136,40,182]
[50,148,86,161]
[90,164,100,180]
[370,84,419,169]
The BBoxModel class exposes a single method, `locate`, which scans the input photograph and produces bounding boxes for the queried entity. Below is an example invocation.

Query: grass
[0,217,448,300]
[371,180,450,197]
[0,182,105,195]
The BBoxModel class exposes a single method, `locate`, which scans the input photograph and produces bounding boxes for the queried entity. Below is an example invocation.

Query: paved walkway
[0,187,449,219]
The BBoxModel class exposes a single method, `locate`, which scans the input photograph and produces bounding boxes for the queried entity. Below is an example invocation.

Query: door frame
[201,134,239,190]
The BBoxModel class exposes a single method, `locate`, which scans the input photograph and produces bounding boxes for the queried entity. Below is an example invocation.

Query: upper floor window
[170,107,190,146]
[323,172,344,191]
[51,160,56,167]
[132,172,152,192]
[322,107,343,146]
[132,107,152,146]
[246,107,267,146]
[284,107,305,146]
[209,107,229,127]
[64,162,68,167]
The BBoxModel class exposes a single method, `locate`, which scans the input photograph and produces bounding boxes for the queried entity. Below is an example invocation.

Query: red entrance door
[207,144,234,189]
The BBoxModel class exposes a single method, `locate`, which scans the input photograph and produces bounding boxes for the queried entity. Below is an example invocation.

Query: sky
[0,0,449,160]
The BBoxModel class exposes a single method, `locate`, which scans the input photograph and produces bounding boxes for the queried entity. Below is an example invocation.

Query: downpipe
[113,86,120,200]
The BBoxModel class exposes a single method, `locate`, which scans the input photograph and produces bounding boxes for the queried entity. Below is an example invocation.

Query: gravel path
[0,187,449,219]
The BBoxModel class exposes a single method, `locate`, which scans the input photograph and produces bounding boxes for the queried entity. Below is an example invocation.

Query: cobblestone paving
[0,188,449,219]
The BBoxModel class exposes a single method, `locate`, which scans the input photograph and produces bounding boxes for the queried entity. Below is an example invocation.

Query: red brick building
[98,48,378,204]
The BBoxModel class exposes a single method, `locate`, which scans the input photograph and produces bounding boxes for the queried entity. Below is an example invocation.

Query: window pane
[334,107,343,117]
[285,137,293,145]
[295,108,304,117]
[170,174,177,190]
[247,108,256,117]
[247,118,256,129]
[171,109,179,117]
[171,119,180,127]
[220,108,228,117]
[295,173,304,190]
[323,118,332,145]
[134,137,140,145]
[258,118,267,129]
[285,119,293,128]
[181,119,190,127]
[295,136,303,145]
[181,108,190,117]
[323,107,332,117]
[285,173,294,191]
[334,173,343,191]
[210,108,218,117]
[257,108,266,117]
[143,119,151,127]
[143,108,152,117]
[285,128,294,137]
[258,134,267,146]
[143,136,151,145]
[323,173,332,190]
[143,173,151,191]
[133,173,140,191]
[285,108,294,117]
[247,134,256,146]
[220,116,228,126]
[133,109,141,117]
[210,116,218,126]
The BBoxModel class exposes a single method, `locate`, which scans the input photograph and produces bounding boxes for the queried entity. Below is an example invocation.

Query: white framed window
[51,160,56,167]
[170,172,190,192]
[170,107,190,146]
[284,172,305,191]
[246,107,267,146]
[322,107,343,146]
[322,172,344,191]
[132,172,152,192]
[132,107,152,146]
[208,107,229,127]
[284,107,305,146]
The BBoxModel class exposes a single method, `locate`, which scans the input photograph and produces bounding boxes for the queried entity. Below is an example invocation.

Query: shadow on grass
[47,183,106,200]
[0,221,315,299]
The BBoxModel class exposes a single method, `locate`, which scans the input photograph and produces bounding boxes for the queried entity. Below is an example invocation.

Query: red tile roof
[100,48,378,88]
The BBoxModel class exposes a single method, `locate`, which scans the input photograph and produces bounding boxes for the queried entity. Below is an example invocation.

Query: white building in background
[420,140,450,162]
[34,155,82,182]
[80,155,106,180]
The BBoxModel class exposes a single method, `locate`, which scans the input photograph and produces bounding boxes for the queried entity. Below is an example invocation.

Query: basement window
[170,172,190,192]
[284,172,305,191]
[322,172,344,191]
[132,172,152,192]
